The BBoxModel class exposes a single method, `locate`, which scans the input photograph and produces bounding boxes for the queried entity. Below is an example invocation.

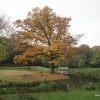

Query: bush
[0,87,18,95]
[48,81,61,90]
[0,81,41,88]
[35,81,61,92]
[35,83,52,92]
[83,83,100,91]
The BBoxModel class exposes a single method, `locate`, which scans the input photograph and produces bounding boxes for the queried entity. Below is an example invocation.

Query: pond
[62,74,100,90]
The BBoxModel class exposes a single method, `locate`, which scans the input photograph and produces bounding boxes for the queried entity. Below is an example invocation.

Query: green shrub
[1,81,41,88]
[0,87,18,95]
[83,83,100,91]
[48,81,61,90]
[35,81,62,92]
[35,83,52,92]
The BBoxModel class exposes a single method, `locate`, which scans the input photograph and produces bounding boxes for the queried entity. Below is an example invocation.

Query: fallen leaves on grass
[0,70,69,82]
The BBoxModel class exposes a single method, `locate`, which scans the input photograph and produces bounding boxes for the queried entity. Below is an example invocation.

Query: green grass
[0,67,100,100]
[0,91,100,100]
[0,66,99,73]
[0,66,50,82]
[0,66,67,82]
[68,67,100,73]
[0,66,50,72]
[67,67,100,79]
[36,91,100,100]
[0,67,99,83]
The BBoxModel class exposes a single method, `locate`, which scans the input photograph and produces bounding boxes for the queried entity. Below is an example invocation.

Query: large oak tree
[13,6,81,73]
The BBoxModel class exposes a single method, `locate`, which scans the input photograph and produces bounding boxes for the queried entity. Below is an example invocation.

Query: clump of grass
[35,81,61,92]
[83,83,100,91]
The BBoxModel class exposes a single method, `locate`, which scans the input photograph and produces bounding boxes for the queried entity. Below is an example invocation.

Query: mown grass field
[0,66,69,82]
[68,67,100,73]
[0,66,50,72]
[0,91,100,100]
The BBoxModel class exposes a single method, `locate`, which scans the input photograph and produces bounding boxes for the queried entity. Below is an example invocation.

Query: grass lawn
[0,66,99,82]
[0,66,50,72]
[0,66,69,82]
[68,67,100,73]
[0,91,100,100]
[36,91,100,100]
[0,66,99,100]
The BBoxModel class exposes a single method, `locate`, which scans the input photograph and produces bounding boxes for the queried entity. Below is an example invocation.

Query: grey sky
[0,0,100,47]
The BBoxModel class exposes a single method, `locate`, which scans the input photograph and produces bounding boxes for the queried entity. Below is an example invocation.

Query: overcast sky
[0,0,100,47]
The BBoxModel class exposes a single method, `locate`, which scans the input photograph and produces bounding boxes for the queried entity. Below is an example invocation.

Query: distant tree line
[1,35,100,69]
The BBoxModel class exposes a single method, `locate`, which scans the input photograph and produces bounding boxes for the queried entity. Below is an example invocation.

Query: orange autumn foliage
[13,6,82,73]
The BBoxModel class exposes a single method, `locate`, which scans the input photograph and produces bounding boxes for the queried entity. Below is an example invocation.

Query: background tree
[79,44,92,67]
[0,15,14,37]
[0,44,8,63]
[91,46,100,53]
[73,55,86,68]
[0,15,15,65]
[0,36,16,65]
[90,50,100,69]
[13,6,82,73]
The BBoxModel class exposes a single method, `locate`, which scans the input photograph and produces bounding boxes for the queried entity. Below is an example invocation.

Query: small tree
[79,44,92,67]
[0,15,14,64]
[13,6,82,73]
[90,51,100,69]
[0,44,8,63]
[78,59,85,68]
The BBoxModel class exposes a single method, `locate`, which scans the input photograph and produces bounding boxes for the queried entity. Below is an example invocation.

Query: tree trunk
[28,60,31,69]
[51,63,55,74]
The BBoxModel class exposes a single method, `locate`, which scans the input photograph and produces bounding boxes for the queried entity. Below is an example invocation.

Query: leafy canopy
[13,6,82,72]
